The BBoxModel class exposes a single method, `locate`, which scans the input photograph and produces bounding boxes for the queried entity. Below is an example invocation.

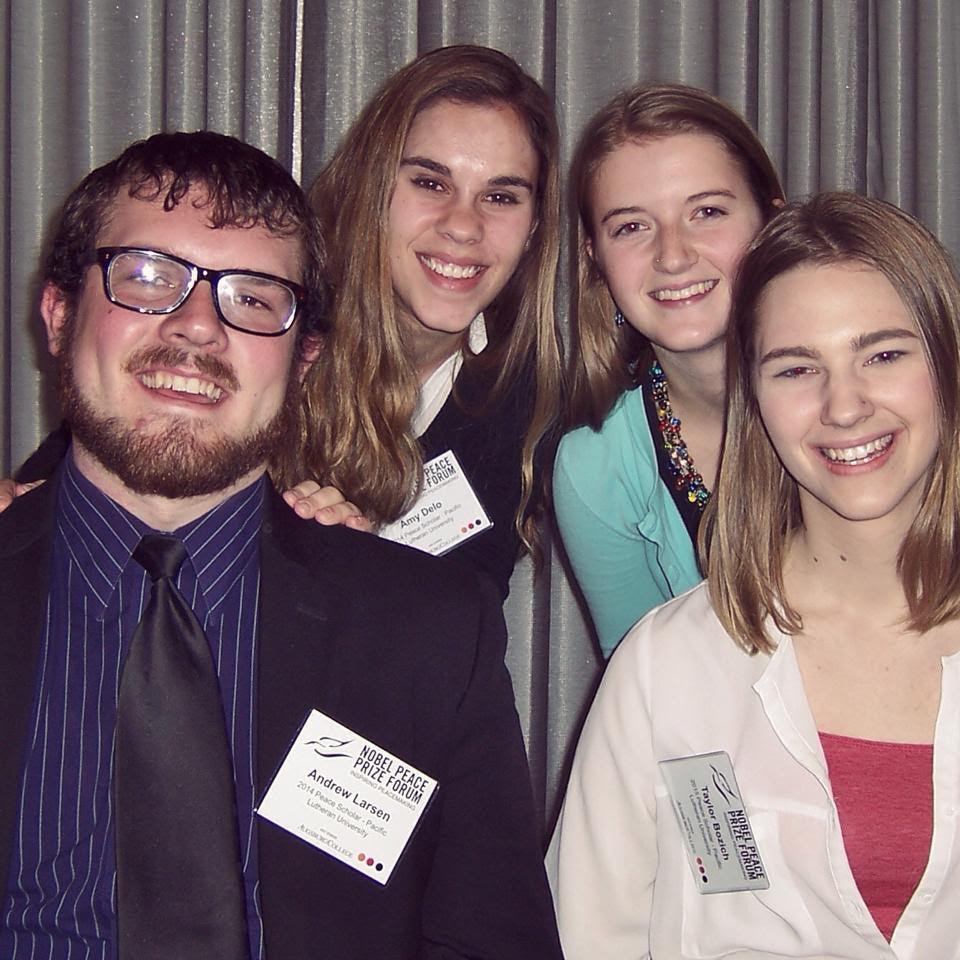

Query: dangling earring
[614,308,625,328]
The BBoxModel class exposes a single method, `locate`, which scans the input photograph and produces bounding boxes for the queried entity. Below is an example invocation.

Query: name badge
[658,751,769,894]
[379,450,492,556]
[257,709,438,885]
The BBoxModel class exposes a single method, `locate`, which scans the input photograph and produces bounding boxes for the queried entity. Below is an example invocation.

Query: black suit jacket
[0,477,563,959]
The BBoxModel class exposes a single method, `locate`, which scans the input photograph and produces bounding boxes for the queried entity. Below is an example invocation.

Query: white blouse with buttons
[548,581,960,960]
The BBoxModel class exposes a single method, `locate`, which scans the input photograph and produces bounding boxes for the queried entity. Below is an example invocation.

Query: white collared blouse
[548,582,960,960]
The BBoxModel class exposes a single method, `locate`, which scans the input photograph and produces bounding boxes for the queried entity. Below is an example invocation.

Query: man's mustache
[124,346,240,393]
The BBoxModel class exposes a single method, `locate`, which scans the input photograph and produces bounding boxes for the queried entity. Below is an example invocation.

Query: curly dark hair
[45,130,326,348]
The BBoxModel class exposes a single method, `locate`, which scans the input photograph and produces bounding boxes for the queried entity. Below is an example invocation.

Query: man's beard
[59,344,297,499]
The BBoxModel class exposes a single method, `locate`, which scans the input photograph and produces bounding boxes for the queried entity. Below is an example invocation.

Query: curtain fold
[2,0,958,833]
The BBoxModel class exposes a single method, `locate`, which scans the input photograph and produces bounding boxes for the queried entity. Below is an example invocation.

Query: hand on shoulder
[282,480,373,532]
[0,478,44,513]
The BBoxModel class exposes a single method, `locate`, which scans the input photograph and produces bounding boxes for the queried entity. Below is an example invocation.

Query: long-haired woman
[277,44,562,598]
[554,83,783,654]
[550,193,960,957]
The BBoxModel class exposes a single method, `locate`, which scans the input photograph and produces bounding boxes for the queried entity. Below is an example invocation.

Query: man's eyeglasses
[93,247,306,337]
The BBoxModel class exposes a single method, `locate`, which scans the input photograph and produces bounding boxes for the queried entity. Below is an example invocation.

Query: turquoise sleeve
[553,447,677,658]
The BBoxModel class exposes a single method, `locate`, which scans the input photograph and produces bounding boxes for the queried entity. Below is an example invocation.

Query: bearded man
[0,132,561,960]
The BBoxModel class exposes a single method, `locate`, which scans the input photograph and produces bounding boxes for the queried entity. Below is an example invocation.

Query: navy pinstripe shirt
[1,456,266,959]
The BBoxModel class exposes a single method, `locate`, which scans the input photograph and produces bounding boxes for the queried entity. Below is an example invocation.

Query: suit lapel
[0,479,58,894]
[255,490,340,795]
[255,491,353,942]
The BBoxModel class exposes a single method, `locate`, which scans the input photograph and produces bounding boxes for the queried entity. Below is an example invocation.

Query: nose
[821,371,873,427]
[654,223,697,273]
[157,279,228,350]
[437,196,482,245]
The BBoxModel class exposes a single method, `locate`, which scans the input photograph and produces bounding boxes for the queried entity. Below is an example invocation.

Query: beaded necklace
[649,358,711,509]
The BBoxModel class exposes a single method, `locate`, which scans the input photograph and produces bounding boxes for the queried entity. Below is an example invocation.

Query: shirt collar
[57,452,266,614]
[466,312,488,354]
[753,630,827,780]
[411,313,488,437]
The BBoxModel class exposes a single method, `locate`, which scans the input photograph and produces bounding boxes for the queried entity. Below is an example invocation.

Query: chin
[804,487,924,527]
[74,413,286,498]
[658,333,725,356]
[415,307,479,335]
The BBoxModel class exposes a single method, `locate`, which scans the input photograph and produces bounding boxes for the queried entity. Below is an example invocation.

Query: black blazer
[0,478,563,959]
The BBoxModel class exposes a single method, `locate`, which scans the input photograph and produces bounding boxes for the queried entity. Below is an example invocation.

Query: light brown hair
[702,192,960,653]
[567,83,783,428]
[292,45,562,553]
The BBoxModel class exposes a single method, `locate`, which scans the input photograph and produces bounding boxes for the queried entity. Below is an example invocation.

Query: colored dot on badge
[698,866,706,874]
[357,853,365,861]
[375,863,383,872]
[701,876,708,884]
[460,526,468,534]
[695,857,702,865]
[366,857,375,867]
[475,518,482,526]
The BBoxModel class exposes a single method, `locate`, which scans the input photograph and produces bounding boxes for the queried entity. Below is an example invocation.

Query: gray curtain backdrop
[2,0,958,834]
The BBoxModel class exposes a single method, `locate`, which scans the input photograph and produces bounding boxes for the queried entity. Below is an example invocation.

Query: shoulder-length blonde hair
[703,192,960,653]
[567,83,784,428]
[288,44,561,552]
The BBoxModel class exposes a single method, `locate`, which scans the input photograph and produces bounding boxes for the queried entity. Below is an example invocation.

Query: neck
[652,341,726,421]
[402,315,469,384]
[71,443,266,531]
[784,506,912,620]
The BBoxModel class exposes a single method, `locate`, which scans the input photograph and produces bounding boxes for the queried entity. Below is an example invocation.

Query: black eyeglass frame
[92,246,307,337]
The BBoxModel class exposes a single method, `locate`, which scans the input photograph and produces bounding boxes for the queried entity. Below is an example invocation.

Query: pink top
[819,731,934,942]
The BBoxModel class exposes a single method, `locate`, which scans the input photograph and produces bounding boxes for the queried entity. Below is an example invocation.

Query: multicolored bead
[649,359,711,510]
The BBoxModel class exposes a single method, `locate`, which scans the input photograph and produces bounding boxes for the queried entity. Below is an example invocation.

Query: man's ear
[40,282,69,357]
[297,334,322,382]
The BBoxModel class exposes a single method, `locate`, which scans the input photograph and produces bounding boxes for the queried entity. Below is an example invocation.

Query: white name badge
[658,751,769,894]
[379,450,492,556]
[257,709,438,885]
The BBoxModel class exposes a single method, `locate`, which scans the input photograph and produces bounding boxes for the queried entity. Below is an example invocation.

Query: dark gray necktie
[114,534,250,960]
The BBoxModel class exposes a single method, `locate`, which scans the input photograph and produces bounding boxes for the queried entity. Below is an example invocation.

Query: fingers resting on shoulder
[282,480,373,532]
[0,478,44,513]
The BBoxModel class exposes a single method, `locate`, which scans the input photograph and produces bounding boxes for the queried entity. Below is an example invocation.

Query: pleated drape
[2,0,958,833]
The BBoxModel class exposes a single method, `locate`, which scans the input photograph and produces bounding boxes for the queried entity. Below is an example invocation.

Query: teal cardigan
[553,387,702,657]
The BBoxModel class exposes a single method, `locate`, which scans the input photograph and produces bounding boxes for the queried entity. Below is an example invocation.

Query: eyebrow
[399,156,534,192]
[851,327,918,351]
[757,327,919,366]
[598,188,739,226]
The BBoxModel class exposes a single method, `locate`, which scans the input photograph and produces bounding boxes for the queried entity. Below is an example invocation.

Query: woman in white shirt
[549,192,960,959]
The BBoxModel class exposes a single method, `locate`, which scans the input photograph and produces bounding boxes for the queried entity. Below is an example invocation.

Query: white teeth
[420,255,483,279]
[139,371,223,401]
[651,279,718,301]
[822,435,893,464]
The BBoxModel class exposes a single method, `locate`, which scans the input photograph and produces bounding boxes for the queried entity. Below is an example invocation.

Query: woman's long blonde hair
[288,45,562,554]
[567,83,783,429]
[702,193,960,653]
